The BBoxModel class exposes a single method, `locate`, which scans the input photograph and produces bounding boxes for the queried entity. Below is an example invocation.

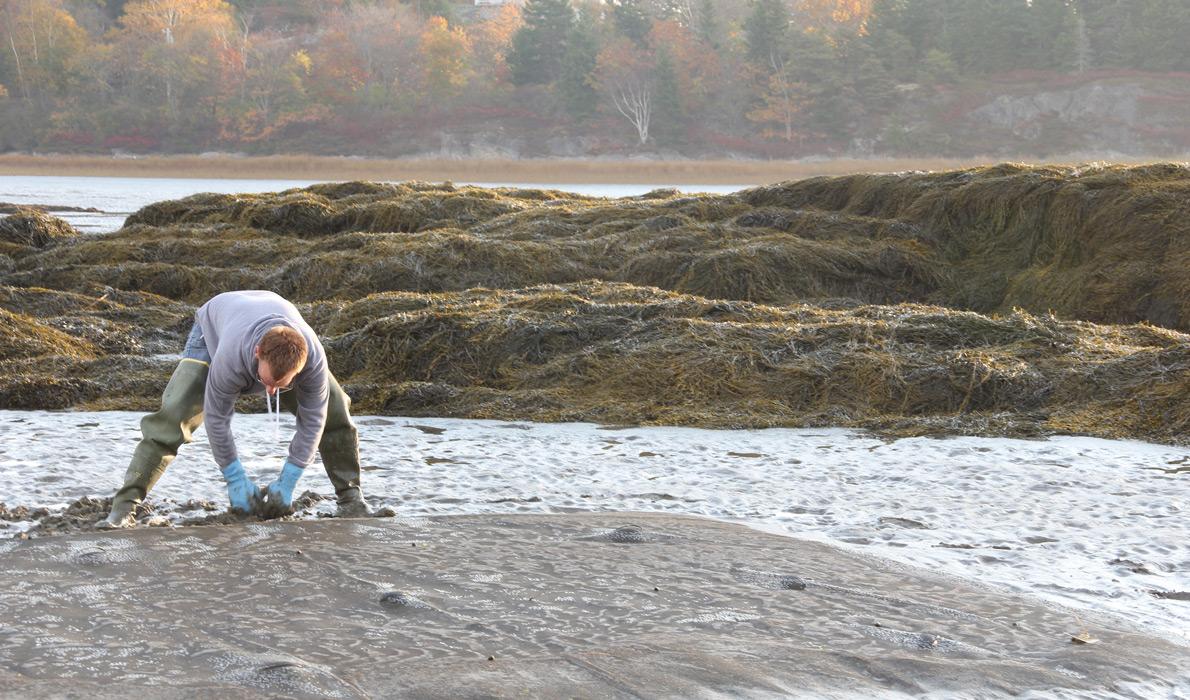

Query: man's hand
[262,461,305,517]
[221,459,261,514]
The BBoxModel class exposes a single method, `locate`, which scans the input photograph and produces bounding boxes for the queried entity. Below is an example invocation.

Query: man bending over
[99,290,369,528]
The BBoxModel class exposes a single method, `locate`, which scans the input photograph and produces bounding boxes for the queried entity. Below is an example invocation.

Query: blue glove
[221,459,261,514]
[263,461,305,516]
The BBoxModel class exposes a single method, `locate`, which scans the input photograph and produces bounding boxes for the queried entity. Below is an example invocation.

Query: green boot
[281,373,368,516]
[99,359,208,529]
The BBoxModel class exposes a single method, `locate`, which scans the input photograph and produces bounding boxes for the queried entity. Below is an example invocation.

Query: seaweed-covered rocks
[0,165,1187,444]
[0,208,79,253]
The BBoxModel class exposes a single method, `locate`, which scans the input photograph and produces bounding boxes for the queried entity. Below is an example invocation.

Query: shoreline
[4,409,1188,648]
[2,153,1185,184]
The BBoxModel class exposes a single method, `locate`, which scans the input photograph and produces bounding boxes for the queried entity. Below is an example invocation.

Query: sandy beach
[1,153,1175,184]
[1,512,1186,698]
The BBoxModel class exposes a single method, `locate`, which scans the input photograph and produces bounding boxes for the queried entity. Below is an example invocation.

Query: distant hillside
[3,1,1190,159]
[879,72,1190,159]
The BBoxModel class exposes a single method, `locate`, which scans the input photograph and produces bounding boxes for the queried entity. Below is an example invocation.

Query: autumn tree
[307,3,419,111]
[745,49,803,141]
[794,0,873,33]
[0,0,90,102]
[420,16,471,100]
[110,0,236,129]
[469,3,521,85]
[218,33,318,142]
[648,19,718,114]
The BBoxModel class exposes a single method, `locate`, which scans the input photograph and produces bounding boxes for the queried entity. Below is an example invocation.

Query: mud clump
[607,525,649,543]
[18,496,119,536]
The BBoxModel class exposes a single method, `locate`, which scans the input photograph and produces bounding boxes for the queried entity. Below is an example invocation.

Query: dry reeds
[0,154,1119,184]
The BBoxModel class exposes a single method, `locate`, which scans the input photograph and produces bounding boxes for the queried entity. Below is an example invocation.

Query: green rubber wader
[110,358,209,513]
[281,373,362,504]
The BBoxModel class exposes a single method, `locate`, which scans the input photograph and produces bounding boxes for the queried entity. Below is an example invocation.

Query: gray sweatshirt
[196,291,329,470]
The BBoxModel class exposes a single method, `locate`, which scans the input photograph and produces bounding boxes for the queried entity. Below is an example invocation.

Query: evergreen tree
[559,21,600,119]
[1127,0,1190,71]
[651,47,684,144]
[1073,0,1129,69]
[786,29,839,139]
[862,0,916,82]
[507,0,576,85]
[1030,0,1077,71]
[1073,13,1093,72]
[950,0,1033,73]
[696,0,719,49]
[743,0,789,68]
[612,0,652,46]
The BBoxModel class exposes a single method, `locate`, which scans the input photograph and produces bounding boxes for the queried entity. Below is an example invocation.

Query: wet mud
[0,513,1185,698]
[3,492,393,539]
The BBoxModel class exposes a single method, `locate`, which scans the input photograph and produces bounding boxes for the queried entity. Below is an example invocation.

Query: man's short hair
[259,326,308,376]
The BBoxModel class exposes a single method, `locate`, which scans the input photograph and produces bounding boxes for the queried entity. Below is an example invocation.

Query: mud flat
[0,513,1185,698]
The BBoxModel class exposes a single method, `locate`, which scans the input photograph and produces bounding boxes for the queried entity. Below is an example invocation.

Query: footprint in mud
[216,652,361,698]
[814,581,986,624]
[581,525,671,544]
[730,565,808,591]
[878,516,931,530]
[379,591,433,610]
[1149,590,1190,601]
[1110,558,1160,575]
[408,424,446,435]
[1022,535,1058,545]
[855,624,990,656]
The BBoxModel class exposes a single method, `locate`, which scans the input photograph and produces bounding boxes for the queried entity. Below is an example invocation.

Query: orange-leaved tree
[647,19,720,115]
[419,16,472,100]
[308,3,419,112]
[795,0,873,34]
[745,58,807,142]
[113,0,236,127]
[0,0,89,102]
[469,3,521,86]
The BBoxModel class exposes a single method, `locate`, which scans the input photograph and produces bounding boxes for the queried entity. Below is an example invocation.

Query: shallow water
[1,409,1187,647]
[0,175,748,233]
